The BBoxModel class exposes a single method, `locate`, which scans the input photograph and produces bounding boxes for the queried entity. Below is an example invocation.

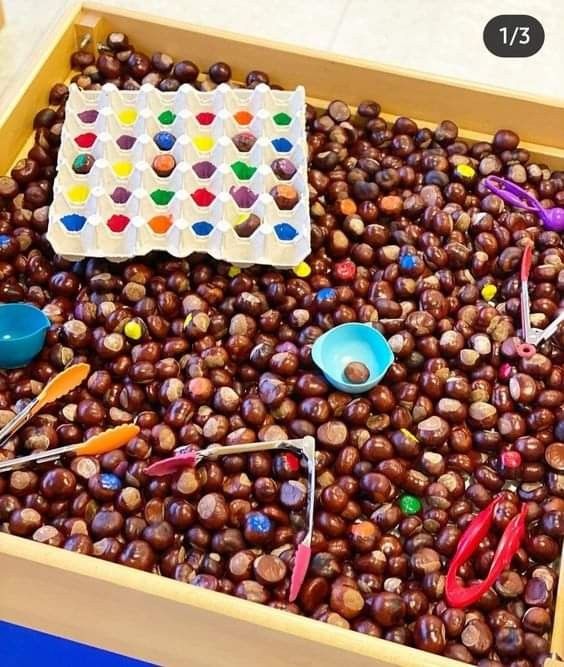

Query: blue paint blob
[153,131,176,151]
[61,214,87,232]
[0,235,11,247]
[192,221,213,237]
[271,137,292,152]
[317,287,337,302]
[246,512,273,534]
[99,473,122,492]
[400,255,416,270]
[274,223,298,241]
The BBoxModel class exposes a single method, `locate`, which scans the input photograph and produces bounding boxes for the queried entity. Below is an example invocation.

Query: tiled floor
[0,0,562,113]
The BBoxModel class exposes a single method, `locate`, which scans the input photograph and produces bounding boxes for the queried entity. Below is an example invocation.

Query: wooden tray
[0,4,562,666]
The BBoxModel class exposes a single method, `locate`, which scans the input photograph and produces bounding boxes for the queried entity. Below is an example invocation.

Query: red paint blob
[501,451,522,469]
[333,259,356,281]
[196,112,216,126]
[107,214,130,232]
[75,132,97,148]
[191,188,216,207]
[283,452,300,472]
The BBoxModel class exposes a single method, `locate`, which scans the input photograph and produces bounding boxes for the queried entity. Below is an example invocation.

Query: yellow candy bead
[293,261,311,277]
[184,313,193,328]
[112,161,133,178]
[193,136,215,152]
[124,320,143,340]
[456,164,475,179]
[228,266,241,277]
[481,284,497,301]
[67,184,90,204]
[118,108,138,125]
[400,428,419,442]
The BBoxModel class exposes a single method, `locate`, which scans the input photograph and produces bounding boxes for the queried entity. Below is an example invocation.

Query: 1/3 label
[483,15,544,57]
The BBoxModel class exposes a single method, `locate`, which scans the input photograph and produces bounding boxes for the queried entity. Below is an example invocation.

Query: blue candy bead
[98,473,122,492]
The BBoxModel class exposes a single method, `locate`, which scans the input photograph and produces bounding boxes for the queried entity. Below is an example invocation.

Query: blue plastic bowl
[312,322,394,394]
[0,303,50,369]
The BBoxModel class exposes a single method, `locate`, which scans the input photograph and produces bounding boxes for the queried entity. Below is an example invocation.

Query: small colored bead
[158,110,176,125]
[72,153,95,175]
[399,494,422,515]
[293,261,311,277]
[154,131,176,151]
[333,259,356,281]
[228,266,241,278]
[316,287,337,302]
[455,163,476,180]
[501,450,522,469]
[481,284,497,301]
[400,255,417,270]
[118,108,138,125]
[152,154,176,177]
[124,321,143,340]
[99,473,122,493]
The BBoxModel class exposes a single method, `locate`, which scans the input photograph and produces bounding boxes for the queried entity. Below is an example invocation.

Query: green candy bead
[399,494,422,515]
[158,110,176,125]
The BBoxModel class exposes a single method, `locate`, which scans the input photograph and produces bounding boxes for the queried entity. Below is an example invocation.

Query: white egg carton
[47,83,309,267]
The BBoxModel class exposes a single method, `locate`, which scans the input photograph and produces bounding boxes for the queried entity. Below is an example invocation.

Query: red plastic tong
[445,494,528,608]
[145,436,316,603]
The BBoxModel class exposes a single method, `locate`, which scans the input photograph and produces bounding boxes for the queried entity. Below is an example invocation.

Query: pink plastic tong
[145,436,316,602]
[485,175,564,232]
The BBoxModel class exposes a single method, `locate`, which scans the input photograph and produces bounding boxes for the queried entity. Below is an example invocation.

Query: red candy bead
[74,132,97,148]
[333,259,356,281]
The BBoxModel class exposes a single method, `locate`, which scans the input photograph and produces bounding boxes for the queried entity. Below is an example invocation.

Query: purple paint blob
[111,187,132,204]
[230,186,258,209]
[116,134,136,150]
[192,161,216,179]
[77,109,99,124]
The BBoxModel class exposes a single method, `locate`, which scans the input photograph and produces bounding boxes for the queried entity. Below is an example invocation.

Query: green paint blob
[150,189,175,205]
[273,112,292,126]
[158,110,176,125]
[231,161,257,180]
[399,494,422,515]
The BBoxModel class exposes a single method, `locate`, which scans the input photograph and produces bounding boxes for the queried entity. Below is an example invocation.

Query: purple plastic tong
[485,175,564,232]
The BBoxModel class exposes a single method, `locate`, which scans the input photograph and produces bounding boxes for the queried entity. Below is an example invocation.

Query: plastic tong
[445,494,527,608]
[145,436,316,602]
[485,175,564,232]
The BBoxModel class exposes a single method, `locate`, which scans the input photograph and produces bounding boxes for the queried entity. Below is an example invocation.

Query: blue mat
[0,620,157,666]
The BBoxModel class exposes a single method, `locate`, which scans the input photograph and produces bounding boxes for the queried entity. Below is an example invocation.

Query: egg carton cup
[49,82,309,266]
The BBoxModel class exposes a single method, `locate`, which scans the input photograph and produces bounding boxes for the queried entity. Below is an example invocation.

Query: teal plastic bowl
[0,303,50,368]
[312,322,394,394]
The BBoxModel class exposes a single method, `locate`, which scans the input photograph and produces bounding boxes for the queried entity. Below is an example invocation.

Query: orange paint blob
[233,110,253,125]
[149,215,173,234]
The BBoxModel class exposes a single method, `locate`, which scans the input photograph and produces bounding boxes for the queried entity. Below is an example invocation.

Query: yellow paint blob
[124,321,143,340]
[456,164,476,179]
[193,135,215,152]
[481,284,497,301]
[112,161,133,178]
[67,184,90,204]
[293,261,311,278]
[118,108,138,125]
[400,428,419,443]
[228,266,241,278]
